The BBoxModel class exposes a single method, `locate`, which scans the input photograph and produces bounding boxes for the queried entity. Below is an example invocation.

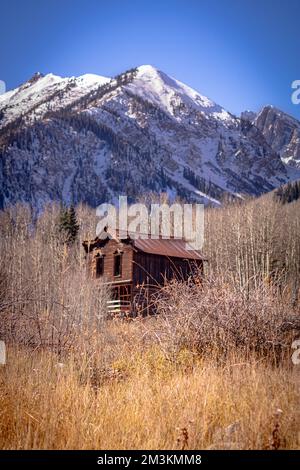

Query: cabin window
[95,255,104,278]
[114,253,122,277]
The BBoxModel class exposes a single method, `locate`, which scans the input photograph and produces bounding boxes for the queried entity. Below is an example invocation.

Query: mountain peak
[241,110,256,122]
[75,73,111,87]
[31,71,44,80]
[134,64,163,83]
[258,105,300,126]
[136,64,159,74]
[254,104,300,166]
[261,104,282,114]
[128,65,234,124]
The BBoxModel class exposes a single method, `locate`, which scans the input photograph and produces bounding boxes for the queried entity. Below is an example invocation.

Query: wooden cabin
[82,229,206,316]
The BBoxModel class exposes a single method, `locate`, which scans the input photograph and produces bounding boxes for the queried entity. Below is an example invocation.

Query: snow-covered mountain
[1,65,299,209]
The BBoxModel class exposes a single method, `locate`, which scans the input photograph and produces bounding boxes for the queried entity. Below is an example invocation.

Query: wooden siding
[132,251,203,287]
[88,239,133,283]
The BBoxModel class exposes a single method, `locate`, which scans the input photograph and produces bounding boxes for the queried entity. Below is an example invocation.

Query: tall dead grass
[0,336,299,450]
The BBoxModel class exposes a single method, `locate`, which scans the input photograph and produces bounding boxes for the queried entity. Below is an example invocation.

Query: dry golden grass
[0,321,299,450]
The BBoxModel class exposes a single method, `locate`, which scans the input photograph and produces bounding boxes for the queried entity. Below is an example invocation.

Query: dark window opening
[95,255,104,278]
[114,253,122,277]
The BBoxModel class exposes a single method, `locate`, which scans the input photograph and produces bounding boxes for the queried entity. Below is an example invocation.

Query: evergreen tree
[58,205,79,244]
[275,179,300,205]
[68,205,80,243]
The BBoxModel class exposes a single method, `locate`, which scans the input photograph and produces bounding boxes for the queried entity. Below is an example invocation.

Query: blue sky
[0,0,299,118]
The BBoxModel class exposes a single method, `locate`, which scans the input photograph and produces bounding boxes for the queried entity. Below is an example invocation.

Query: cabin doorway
[107,283,132,315]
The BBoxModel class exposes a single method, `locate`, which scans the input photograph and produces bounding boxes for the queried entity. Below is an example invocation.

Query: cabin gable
[85,237,133,283]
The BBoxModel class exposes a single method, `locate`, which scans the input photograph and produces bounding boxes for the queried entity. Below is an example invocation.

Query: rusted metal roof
[83,229,206,260]
[133,237,205,260]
